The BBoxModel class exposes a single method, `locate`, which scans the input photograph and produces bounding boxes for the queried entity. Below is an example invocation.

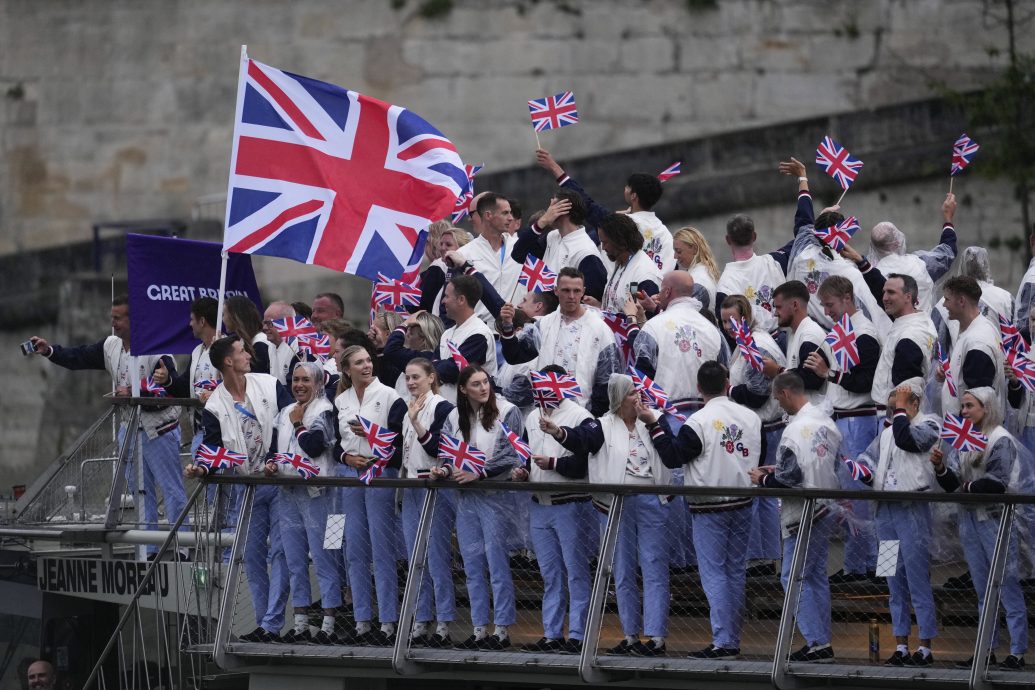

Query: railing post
[969,503,1016,690]
[579,494,625,685]
[212,483,255,671]
[104,405,140,529]
[771,498,816,690]
[392,486,438,676]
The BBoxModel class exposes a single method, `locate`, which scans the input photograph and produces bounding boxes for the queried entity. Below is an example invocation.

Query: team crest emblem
[719,423,750,457]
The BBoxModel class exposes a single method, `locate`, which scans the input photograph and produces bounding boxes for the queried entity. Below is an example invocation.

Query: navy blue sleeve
[296,409,336,458]
[417,264,446,314]
[553,452,589,479]
[891,339,925,386]
[639,279,660,298]
[935,466,961,492]
[649,422,702,469]
[511,223,549,263]
[385,398,408,468]
[275,381,294,410]
[794,191,815,235]
[768,239,795,274]
[857,260,886,303]
[165,367,192,398]
[1008,381,1026,409]
[47,339,108,371]
[714,291,728,322]
[829,333,879,392]
[383,328,435,371]
[791,341,828,390]
[960,350,997,390]
[500,331,539,365]
[469,269,506,319]
[579,255,608,301]
[436,332,490,384]
[250,341,271,375]
[199,410,223,469]
[730,384,770,409]
[559,176,611,232]
[419,400,455,458]
[558,418,606,455]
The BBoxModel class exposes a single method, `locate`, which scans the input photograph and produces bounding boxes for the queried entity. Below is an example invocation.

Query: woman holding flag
[267,361,342,644]
[931,388,1030,670]
[542,373,679,657]
[334,345,407,646]
[398,358,457,647]
[430,364,524,650]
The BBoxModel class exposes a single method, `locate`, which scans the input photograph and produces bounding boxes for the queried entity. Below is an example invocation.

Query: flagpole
[835,186,849,207]
[949,176,954,195]
[217,44,249,338]
[534,128,541,150]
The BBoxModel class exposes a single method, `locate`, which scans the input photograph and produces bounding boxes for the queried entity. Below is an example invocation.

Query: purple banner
[126,234,262,355]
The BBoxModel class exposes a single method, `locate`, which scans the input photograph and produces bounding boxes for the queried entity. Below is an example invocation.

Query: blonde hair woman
[672,227,719,311]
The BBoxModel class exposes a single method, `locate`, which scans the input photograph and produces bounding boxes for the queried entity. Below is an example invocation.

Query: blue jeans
[277,485,342,609]
[340,466,401,624]
[609,494,671,638]
[692,504,751,648]
[747,426,782,560]
[401,486,457,623]
[876,502,937,640]
[456,490,516,627]
[835,415,879,574]
[959,508,1028,655]
[529,498,593,640]
[124,428,189,533]
[245,484,289,632]
[781,513,832,646]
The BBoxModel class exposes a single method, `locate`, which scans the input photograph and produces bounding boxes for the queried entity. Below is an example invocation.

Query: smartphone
[628,281,639,297]
[20,340,35,356]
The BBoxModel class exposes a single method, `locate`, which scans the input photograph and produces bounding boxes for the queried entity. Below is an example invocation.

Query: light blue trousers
[781,513,832,646]
[876,502,938,640]
[245,484,289,632]
[339,466,401,624]
[692,504,752,648]
[835,415,878,574]
[277,485,343,609]
[747,427,783,560]
[456,490,516,627]
[401,486,457,623]
[529,499,593,640]
[608,494,671,638]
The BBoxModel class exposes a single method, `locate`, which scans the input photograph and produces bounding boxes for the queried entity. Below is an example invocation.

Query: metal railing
[195,473,1035,690]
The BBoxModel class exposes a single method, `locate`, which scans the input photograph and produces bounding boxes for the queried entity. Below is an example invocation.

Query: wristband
[797,176,808,183]
[292,420,303,429]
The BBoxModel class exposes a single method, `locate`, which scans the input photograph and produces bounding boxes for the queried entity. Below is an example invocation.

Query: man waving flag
[223,53,468,282]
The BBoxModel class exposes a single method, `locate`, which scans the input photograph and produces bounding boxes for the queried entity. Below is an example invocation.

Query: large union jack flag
[518,254,558,293]
[824,314,860,371]
[500,421,532,462]
[297,333,332,360]
[814,216,860,252]
[451,163,484,224]
[602,311,636,366]
[271,315,318,344]
[628,366,686,421]
[657,161,681,183]
[359,416,398,460]
[528,91,579,132]
[272,452,321,479]
[438,433,487,476]
[951,133,980,176]
[936,341,957,397]
[729,317,765,373]
[940,413,988,452]
[195,444,248,471]
[224,57,467,281]
[529,370,582,409]
[815,136,864,190]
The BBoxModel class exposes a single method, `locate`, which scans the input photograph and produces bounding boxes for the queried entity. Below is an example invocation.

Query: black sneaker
[805,644,835,664]
[885,650,909,666]
[238,627,277,643]
[311,629,343,645]
[560,638,582,655]
[689,644,739,660]
[358,629,395,646]
[1001,655,1025,671]
[828,569,868,584]
[455,635,483,650]
[789,644,812,662]
[630,640,666,657]
[426,633,452,648]
[607,639,635,655]
[409,633,431,647]
[955,653,996,669]
[520,637,565,653]
[475,634,510,650]
[906,650,933,667]
[943,572,974,590]
[280,628,312,644]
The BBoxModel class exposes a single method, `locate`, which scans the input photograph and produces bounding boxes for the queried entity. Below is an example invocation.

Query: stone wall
[1,0,1028,255]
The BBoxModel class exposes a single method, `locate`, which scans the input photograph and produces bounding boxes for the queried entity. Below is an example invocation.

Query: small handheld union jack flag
[628,366,686,421]
[297,333,332,360]
[843,457,872,482]
[657,161,681,183]
[193,378,220,392]
[729,317,765,373]
[529,370,582,409]
[999,314,1027,361]
[1008,356,1035,393]
[373,272,422,311]
[936,342,957,398]
[271,316,317,344]
[195,444,248,471]
[814,216,860,252]
[940,413,988,452]
[602,312,635,366]
[815,136,864,190]
[824,314,860,371]
[141,377,168,397]
[359,416,398,460]
[360,457,389,485]
[446,340,469,370]
[272,452,321,479]
[500,422,531,462]
[951,133,980,176]
[438,433,487,476]
[451,163,484,224]
[518,254,558,293]
[528,91,579,133]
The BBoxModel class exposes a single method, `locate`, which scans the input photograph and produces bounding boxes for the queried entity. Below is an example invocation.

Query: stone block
[678,36,741,72]
[619,36,676,74]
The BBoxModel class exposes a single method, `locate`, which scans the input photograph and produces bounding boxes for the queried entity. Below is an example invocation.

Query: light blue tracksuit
[401,487,457,624]
[340,465,402,624]
[876,502,938,640]
[693,504,752,648]
[607,494,672,638]
[529,498,593,640]
[245,483,289,632]
[456,490,517,627]
[781,513,833,646]
[277,486,342,609]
